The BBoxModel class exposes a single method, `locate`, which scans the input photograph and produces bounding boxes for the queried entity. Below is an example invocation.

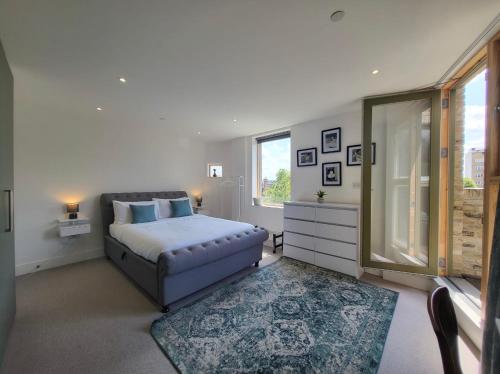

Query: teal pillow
[170,199,192,217]
[130,204,157,224]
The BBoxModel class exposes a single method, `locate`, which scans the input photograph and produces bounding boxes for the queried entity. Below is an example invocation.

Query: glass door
[362,90,441,275]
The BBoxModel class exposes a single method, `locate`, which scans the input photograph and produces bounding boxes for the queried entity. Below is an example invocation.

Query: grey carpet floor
[1,247,479,374]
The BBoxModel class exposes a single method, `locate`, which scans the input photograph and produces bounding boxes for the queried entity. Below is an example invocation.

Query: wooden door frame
[362,89,441,275]
[481,31,500,313]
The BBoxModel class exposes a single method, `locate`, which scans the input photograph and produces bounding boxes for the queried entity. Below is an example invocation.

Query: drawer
[315,207,357,226]
[315,238,357,260]
[284,218,315,235]
[315,222,357,244]
[315,252,360,278]
[284,232,314,251]
[284,204,315,221]
[59,223,91,237]
[284,244,315,265]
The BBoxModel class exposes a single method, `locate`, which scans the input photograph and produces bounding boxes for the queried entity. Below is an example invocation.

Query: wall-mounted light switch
[352,182,361,189]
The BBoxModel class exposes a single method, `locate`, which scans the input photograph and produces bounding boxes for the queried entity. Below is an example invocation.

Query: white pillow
[153,197,193,218]
[112,200,160,224]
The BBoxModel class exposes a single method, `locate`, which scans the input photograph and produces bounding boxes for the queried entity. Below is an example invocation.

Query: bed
[100,191,268,312]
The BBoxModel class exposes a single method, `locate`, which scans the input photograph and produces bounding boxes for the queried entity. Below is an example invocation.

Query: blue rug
[151,258,398,373]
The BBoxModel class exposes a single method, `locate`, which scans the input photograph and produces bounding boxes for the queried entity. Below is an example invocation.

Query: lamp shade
[66,203,79,214]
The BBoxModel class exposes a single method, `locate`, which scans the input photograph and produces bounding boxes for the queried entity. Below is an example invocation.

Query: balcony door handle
[4,189,13,233]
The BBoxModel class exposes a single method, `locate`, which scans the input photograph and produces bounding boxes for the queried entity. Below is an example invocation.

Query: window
[255,131,291,206]
[207,163,223,178]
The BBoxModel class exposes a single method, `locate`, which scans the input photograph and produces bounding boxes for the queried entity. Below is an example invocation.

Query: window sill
[252,203,284,209]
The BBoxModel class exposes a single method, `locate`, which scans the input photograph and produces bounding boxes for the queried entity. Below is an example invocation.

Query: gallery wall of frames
[296,125,375,187]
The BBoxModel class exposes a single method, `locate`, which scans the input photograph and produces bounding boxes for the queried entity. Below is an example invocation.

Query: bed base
[104,235,264,311]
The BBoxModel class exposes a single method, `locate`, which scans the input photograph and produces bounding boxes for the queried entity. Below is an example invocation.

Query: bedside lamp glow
[66,203,79,219]
[195,194,203,207]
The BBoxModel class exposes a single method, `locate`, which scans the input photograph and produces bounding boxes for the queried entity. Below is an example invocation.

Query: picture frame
[296,147,318,167]
[322,162,342,186]
[321,127,341,153]
[346,143,376,166]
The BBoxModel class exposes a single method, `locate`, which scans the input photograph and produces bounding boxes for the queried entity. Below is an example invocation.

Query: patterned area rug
[151,258,398,373]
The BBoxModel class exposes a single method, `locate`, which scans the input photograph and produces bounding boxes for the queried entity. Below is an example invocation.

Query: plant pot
[317,197,324,203]
[253,197,262,206]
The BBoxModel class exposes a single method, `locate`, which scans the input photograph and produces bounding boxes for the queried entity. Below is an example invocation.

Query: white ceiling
[0,0,499,141]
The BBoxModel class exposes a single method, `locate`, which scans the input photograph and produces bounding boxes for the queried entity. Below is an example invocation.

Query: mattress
[109,214,255,263]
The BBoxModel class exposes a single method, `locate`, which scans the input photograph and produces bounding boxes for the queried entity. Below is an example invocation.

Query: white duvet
[109,214,255,263]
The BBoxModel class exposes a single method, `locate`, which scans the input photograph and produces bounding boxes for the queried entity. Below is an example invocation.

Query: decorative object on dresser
[321,127,341,153]
[296,147,317,167]
[322,162,342,186]
[314,190,327,203]
[347,143,376,166]
[58,217,91,237]
[283,201,361,277]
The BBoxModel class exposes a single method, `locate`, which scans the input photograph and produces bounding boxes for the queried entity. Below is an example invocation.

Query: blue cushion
[170,199,193,217]
[130,204,157,224]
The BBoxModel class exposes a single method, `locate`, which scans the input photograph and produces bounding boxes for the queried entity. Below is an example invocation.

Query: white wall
[291,106,363,204]
[206,105,364,235]
[14,85,209,275]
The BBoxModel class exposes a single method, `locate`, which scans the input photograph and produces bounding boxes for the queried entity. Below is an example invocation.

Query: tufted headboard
[100,191,188,235]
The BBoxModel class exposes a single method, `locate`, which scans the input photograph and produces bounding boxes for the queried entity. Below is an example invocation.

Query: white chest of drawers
[283,201,361,278]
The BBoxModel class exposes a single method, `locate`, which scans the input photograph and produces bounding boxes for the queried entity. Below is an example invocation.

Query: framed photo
[297,147,317,167]
[322,162,342,186]
[346,143,376,166]
[321,127,341,153]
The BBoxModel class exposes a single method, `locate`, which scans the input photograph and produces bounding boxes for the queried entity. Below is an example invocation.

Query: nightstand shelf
[193,206,210,216]
[58,217,91,237]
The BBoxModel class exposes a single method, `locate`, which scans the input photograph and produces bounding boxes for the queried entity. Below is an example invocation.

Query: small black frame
[346,143,377,166]
[296,147,318,167]
[321,127,341,153]
[322,162,342,186]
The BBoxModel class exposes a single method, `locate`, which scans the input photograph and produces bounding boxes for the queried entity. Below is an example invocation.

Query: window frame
[254,131,291,207]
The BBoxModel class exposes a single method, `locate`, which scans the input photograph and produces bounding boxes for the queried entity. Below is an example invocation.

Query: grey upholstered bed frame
[100,191,268,312]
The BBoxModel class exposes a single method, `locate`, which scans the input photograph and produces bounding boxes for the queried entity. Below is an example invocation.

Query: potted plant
[315,190,327,203]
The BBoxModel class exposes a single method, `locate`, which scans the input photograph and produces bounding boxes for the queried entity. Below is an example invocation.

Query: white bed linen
[109,214,255,263]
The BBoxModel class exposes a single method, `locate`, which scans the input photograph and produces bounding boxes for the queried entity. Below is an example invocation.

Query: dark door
[0,39,15,362]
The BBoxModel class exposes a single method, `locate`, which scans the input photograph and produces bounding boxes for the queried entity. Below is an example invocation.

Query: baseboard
[377,269,435,292]
[15,248,104,276]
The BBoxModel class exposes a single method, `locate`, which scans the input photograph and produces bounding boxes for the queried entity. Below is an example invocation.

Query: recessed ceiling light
[96,107,103,111]
[118,77,127,83]
[233,119,238,123]
[330,10,345,23]
[371,69,380,75]
[197,131,201,135]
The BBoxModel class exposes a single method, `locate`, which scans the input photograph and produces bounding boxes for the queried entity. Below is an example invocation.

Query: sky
[464,69,486,152]
[261,137,291,180]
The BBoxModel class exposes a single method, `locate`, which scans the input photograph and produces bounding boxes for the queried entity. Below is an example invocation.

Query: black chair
[427,286,463,374]
[273,232,283,253]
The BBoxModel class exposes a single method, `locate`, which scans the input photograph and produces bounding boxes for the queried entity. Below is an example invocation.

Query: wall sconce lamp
[66,203,79,219]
